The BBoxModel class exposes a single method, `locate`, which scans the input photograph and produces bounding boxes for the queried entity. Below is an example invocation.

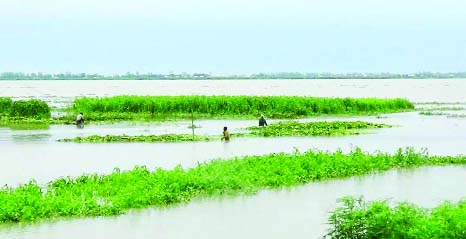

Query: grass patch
[58,134,215,143]
[1,148,465,223]
[327,197,466,239]
[0,97,51,120]
[247,121,389,137]
[57,121,389,143]
[66,96,414,121]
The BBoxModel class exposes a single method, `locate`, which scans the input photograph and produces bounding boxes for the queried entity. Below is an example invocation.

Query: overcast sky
[1,0,465,74]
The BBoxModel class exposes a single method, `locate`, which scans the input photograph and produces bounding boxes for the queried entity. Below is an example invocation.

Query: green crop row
[247,121,389,137]
[1,148,465,223]
[327,197,466,239]
[68,96,414,120]
[57,121,389,142]
[0,97,51,120]
[58,134,215,143]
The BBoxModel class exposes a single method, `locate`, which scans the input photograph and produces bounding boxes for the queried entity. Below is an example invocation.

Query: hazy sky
[1,0,465,74]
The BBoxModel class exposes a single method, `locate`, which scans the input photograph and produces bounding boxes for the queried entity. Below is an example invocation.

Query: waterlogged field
[1,148,465,223]
[1,80,466,239]
[67,95,414,121]
[0,95,414,124]
[247,121,389,137]
[58,134,215,143]
[58,121,390,143]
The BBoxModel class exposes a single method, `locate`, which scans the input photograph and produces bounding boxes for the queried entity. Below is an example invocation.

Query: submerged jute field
[1,90,465,239]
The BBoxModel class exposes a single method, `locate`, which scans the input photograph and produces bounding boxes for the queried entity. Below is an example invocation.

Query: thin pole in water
[191,109,194,141]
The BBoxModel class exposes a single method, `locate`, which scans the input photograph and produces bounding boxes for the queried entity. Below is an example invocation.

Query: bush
[0,97,13,115]
[327,197,466,239]
[10,99,51,119]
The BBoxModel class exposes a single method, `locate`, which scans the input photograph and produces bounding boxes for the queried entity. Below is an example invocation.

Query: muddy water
[1,79,466,107]
[1,166,465,239]
[1,112,466,186]
[1,79,466,239]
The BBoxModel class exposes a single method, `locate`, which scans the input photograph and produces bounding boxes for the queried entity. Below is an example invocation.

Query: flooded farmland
[1,79,466,239]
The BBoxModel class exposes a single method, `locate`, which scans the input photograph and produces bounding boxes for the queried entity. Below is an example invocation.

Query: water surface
[1,166,465,239]
[1,79,466,107]
[1,79,466,239]
[1,112,466,186]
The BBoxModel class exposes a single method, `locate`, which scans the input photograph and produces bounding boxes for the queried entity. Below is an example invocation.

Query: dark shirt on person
[259,117,267,126]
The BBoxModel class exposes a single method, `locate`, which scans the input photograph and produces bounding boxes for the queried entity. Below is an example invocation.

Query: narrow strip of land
[57,121,390,143]
[1,148,465,223]
[67,96,414,121]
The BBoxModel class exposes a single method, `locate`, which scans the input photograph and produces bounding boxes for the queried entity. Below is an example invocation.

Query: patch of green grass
[327,197,466,239]
[57,121,389,143]
[247,121,389,137]
[0,97,51,120]
[67,96,414,121]
[1,148,465,223]
[58,134,215,143]
[0,97,13,116]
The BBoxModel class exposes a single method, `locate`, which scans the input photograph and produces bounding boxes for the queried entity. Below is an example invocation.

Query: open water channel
[0,79,465,239]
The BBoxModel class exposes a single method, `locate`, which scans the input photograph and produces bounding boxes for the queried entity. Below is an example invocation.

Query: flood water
[2,166,466,239]
[1,79,466,239]
[1,112,466,186]
[1,79,466,107]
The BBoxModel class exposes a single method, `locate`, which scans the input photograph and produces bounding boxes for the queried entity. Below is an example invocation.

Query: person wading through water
[259,114,268,126]
[221,126,230,141]
[76,112,84,128]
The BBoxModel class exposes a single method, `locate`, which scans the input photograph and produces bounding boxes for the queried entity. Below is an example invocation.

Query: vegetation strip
[67,96,414,121]
[247,121,389,137]
[1,148,466,223]
[327,197,466,238]
[58,121,390,143]
[58,134,215,143]
[0,97,51,120]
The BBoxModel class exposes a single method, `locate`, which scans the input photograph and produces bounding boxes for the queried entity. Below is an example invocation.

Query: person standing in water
[76,112,84,128]
[221,126,230,141]
[259,114,268,126]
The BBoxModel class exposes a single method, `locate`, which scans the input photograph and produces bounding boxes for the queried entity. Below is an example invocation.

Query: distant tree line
[1,72,466,80]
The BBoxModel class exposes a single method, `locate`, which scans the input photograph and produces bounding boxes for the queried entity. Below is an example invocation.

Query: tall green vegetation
[327,197,466,239]
[1,148,465,223]
[0,97,13,116]
[69,96,414,121]
[0,97,51,120]
[248,121,389,137]
[10,99,51,119]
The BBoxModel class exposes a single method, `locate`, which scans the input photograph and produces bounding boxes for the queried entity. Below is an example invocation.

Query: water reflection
[11,133,52,143]
[6,123,50,131]
[2,79,466,106]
